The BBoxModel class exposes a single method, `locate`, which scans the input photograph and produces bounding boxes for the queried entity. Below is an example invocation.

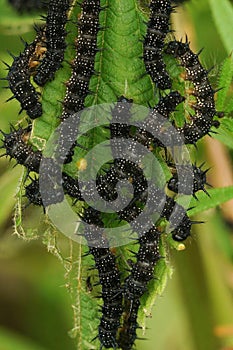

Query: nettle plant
[1,0,233,349]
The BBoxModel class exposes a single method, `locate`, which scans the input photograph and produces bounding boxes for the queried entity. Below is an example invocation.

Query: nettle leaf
[216,55,233,111]
[212,56,233,148]
[176,186,233,216]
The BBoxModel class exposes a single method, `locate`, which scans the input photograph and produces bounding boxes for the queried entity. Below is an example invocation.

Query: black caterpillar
[25,177,43,206]
[82,208,123,350]
[4,30,43,119]
[143,0,173,90]
[55,0,103,165]
[61,0,102,120]
[33,0,70,86]
[24,173,84,208]
[132,90,185,149]
[165,39,220,144]
[118,225,161,350]
[167,162,210,199]
[0,126,42,171]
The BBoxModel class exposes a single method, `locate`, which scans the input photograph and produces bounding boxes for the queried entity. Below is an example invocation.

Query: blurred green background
[0,0,233,349]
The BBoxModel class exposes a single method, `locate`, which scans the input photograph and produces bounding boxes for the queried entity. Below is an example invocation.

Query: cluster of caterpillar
[0,98,200,350]
[1,0,223,349]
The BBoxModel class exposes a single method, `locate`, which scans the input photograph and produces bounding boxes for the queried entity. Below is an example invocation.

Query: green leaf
[176,186,233,216]
[216,55,233,110]
[208,0,233,54]
[85,0,153,106]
